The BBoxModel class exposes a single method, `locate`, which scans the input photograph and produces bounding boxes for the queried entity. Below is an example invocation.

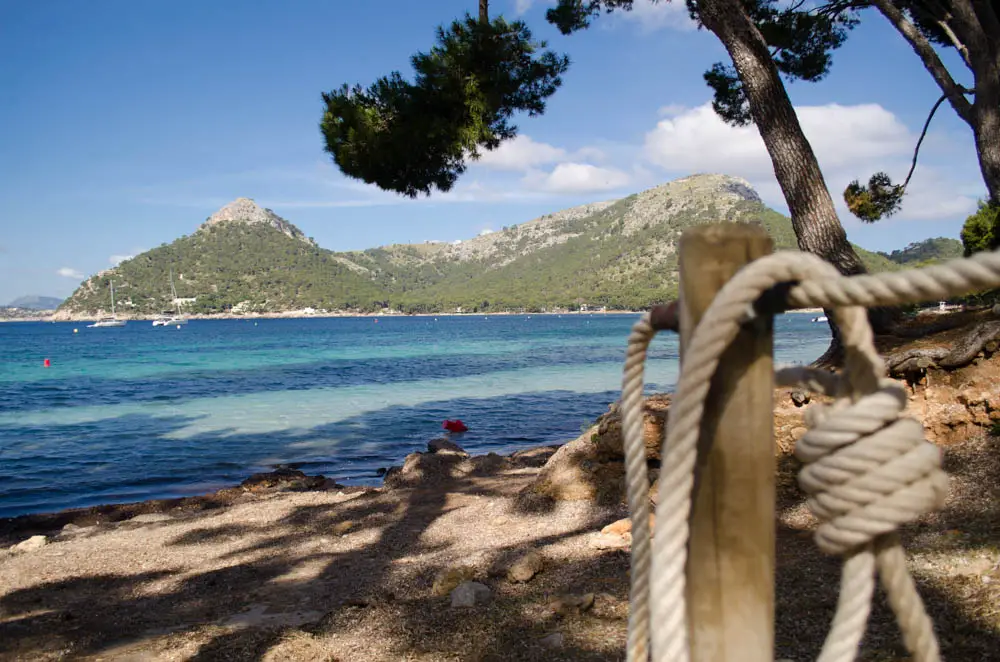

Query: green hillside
[58,176,908,317]
[878,237,963,267]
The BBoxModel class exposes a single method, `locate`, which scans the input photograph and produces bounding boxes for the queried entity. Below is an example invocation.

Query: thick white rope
[620,247,1000,661]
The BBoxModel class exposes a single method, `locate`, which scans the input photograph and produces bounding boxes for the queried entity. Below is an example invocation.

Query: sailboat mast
[110,280,116,317]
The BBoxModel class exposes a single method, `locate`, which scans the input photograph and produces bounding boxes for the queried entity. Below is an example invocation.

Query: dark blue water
[0,314,830,517]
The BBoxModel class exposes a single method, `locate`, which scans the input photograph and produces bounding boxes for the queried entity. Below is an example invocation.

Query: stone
[550,592,595,615]
[507,551,544,583]
[590,532,630,550]
[539,632,564,649]
[240,467,325,492]
[432,566,478,597]
[450,581,492,607]
[427,437,468,456]
[331,520,354,536]
[790,390,810,407]
[508,445,559,467]
[601,513,656,538]
[12,535,47,552]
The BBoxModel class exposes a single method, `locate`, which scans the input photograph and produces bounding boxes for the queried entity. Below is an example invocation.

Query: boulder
[516,398,669,506]
[427,437,468,456]
[240,467,326,492]
[383,451,474,489]
[11,535,47,553]
[432,566,478,597]
[507,551,544,583]
[590,395,671,461]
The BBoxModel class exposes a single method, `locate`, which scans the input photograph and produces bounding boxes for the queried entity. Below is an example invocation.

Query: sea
[0,314,831,518]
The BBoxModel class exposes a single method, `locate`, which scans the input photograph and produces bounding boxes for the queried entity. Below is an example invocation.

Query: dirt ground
[1,425,998,662]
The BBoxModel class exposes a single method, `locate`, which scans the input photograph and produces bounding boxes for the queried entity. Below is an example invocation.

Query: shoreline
[12,307,834,323]
[0,466,378,545]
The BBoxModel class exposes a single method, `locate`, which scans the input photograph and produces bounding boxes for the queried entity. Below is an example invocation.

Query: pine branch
[871,0,974,123]
[909,0,974,66]
[902,92,948,189]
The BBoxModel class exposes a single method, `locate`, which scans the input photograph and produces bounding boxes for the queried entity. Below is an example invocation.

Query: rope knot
[794,382,949,556]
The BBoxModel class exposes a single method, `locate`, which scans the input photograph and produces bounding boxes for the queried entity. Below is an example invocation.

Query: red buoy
[443,419,468,433]
[43,358,51,368]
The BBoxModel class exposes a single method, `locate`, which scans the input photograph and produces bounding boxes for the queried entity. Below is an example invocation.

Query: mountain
[7,295,64,310]
[878,237,964,266]
[201,197,315,245]
[57,176,899,317]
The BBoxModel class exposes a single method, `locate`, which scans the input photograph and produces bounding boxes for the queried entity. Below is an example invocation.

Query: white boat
[811,315,828,323]
[88,281,127,328]
[152,268,189,327]
[152,316,187,326]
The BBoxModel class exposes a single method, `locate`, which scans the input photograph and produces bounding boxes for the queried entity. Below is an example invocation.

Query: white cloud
[526,162,632,194]
[477,135,568,171]
[109,254,134,266]
[641,100,985,224]
[57,267,84,279]
[644,102,912,178]
[619,0,696,32]
[657,103,689,117]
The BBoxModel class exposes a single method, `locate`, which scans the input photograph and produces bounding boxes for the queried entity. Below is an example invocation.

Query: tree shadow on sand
[2,416,998,660]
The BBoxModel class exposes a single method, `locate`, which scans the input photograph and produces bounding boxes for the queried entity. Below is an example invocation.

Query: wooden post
[678,223,775,661]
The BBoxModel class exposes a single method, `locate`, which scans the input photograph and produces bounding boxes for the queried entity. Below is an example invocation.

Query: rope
[620,247,1000,661]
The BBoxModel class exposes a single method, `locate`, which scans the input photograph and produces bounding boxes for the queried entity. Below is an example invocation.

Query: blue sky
[0,0,985,303]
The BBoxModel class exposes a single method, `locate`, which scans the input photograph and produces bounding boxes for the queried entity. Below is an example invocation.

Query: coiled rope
[622,247,1000,662]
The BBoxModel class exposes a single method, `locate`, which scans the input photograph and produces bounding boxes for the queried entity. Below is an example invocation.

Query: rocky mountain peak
[200,197,314,245]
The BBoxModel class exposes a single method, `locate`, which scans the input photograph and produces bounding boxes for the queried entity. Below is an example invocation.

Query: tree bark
[479,0,489,23]
[871,0,974,122]
[970,46,1000,203]
[697,0,896,340]
[696,0,869,279]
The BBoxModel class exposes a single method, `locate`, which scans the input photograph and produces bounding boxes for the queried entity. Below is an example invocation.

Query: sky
[0,0,986,303]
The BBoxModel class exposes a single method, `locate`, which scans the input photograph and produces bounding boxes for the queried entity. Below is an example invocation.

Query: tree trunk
[697,0,867,277]
[479,0,489,23]
[971,58,1000,204]
[875,0,1000,205]
[697,0,896,339]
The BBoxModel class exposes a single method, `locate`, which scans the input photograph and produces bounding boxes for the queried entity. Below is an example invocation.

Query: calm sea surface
[0,314,830,518]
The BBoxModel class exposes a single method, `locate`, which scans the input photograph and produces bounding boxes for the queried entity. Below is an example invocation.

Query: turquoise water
[0,314,830,518]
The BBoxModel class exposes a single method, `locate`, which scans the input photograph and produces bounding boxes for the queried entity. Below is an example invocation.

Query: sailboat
[88,280,127,328]
[152,267,189,326]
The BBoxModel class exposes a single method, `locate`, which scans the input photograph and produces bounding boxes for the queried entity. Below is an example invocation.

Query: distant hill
[878,237,963,266]
[56,177,901,317]
[7,295,63,310]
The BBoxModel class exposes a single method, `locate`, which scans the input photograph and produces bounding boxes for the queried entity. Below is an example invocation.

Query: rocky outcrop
[516,396,670,507]
[200,197,314,245]
[519,336,1000,510]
